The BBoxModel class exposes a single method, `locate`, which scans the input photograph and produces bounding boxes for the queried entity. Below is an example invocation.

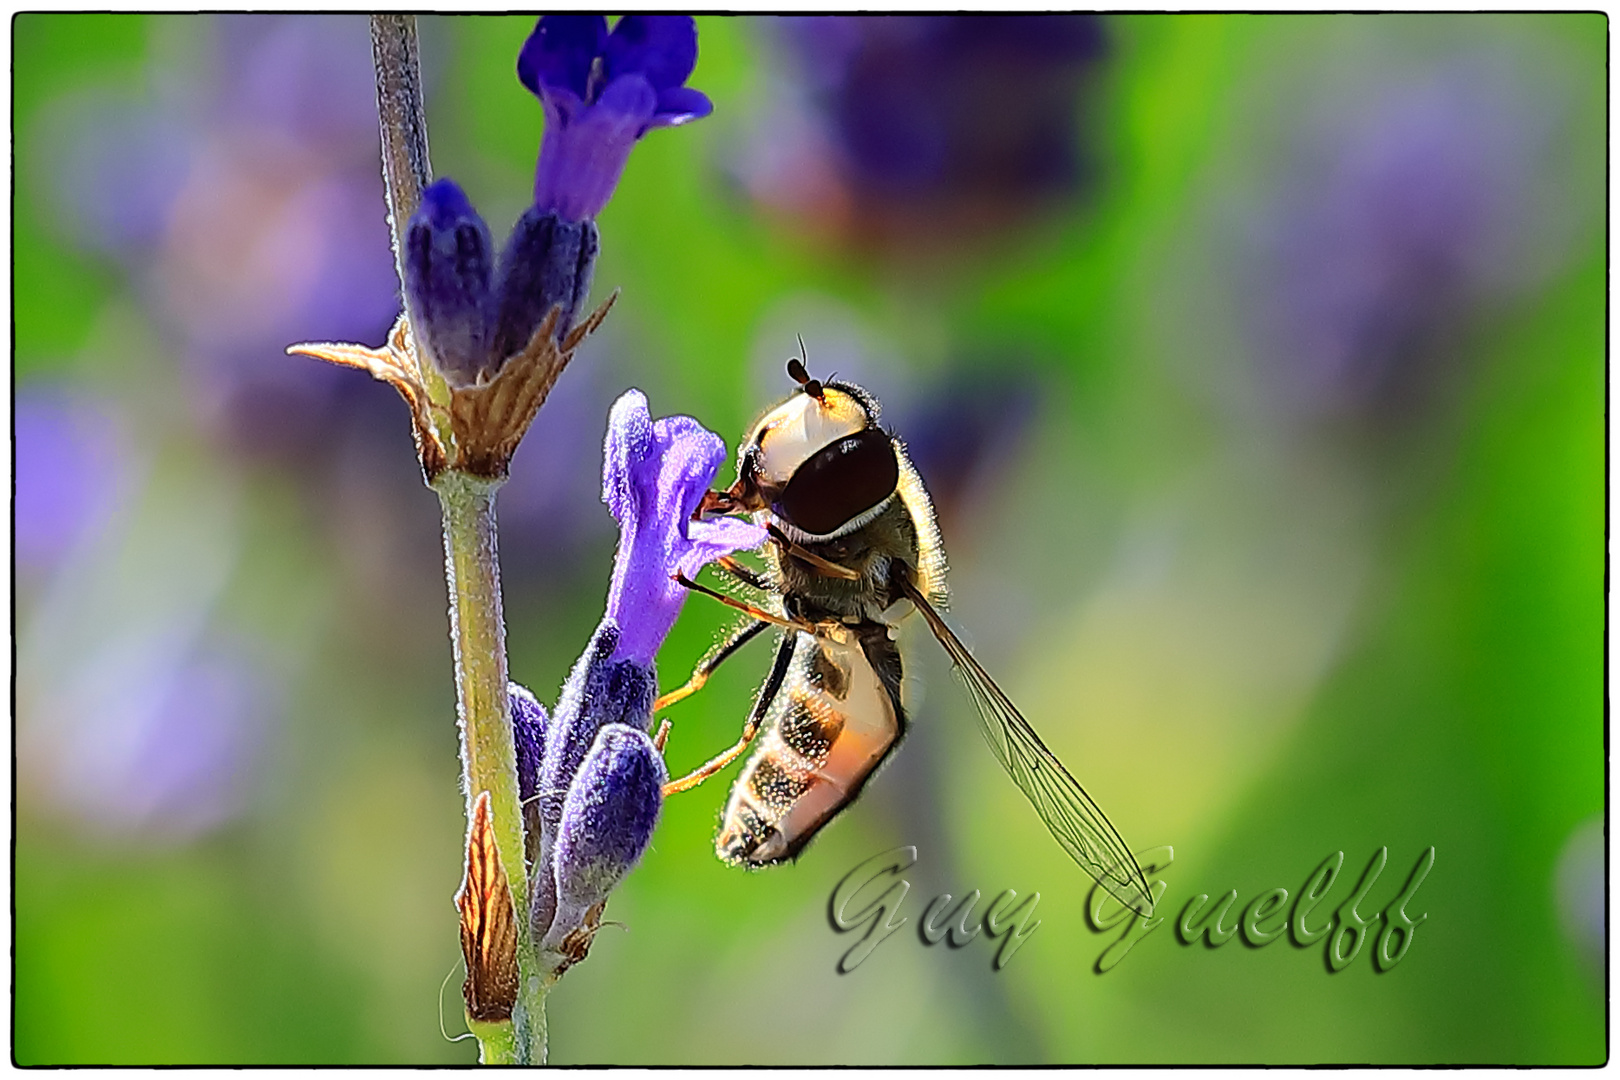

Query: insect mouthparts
[697,489,738,518]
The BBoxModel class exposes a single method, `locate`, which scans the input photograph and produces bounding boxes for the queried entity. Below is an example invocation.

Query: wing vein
[899,577,1155,916]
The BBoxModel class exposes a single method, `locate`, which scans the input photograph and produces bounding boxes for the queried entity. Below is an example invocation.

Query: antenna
[787,336,824,400]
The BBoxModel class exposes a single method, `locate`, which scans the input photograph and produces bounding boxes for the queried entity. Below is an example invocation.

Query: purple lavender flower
[527,391,764,956]
[601,389,767,665]
[401,17,714,381]
[519,15,712,223]
[544,723,667,950]
[536,622,658,852]
[489,206,598,361]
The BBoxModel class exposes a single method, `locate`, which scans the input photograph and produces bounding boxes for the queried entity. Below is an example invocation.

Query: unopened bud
[492,207,599,361]
[403,178,496,386]
[543,723,665,951]
[508,681,549,869]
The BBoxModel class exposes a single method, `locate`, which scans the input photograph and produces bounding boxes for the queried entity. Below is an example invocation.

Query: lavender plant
[288,15,753,1065]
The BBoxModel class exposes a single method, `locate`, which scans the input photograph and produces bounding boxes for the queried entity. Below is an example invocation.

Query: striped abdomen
[717,627,903,865]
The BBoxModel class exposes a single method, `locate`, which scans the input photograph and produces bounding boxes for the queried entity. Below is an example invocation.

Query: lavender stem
[369,15,546,1065]
[370,15,432,283]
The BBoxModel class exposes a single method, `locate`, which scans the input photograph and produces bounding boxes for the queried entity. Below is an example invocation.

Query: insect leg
[654,617,770,712]
[664,630,797,796]
[714,555,775,593]
[672,571,809,632]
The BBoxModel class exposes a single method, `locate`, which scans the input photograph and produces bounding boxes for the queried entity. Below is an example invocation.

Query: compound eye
[775,428,899,537]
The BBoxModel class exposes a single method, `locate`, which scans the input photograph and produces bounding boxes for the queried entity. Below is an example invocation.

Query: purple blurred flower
[1241,53,1578,422]
[15,389,135,574]
[44,96,192,262]
[896,368,1041,532]
[218,12,381,150]
[737,15,1107,255]
[24,641,269,843]
[1555,817,1603,980]
[38,15,399,461]
[602,389,768,666]
[544,723,666,950]
[802,16,1104,197]
[519,15,712,222]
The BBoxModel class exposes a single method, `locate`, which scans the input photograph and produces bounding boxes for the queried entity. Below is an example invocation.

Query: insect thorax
[772,497,921,625]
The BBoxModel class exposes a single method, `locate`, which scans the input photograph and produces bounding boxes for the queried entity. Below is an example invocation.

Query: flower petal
[600,390,763,666]
[518,15,607,102]
[604,15,698,92]
[652,412,728,524]
[680,515,768,580]
[651,85,714,128]
[532,74,658,220]
[602,389,656,524]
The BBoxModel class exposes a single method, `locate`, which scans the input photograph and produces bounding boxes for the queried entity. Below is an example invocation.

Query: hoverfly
[657,353,1155,917]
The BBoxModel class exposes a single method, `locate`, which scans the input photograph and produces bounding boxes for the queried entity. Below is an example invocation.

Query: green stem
[468,1018,519,1066]
[369,16,547,1063]
[435,472,524,877]
[435,471,548,1064]
[369,15,432,285]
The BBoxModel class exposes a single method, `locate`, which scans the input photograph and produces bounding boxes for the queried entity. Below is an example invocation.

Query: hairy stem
[435,471,547,1064]
[370,14,432,284]
[370,16,546,1064]
[435,473,526,885]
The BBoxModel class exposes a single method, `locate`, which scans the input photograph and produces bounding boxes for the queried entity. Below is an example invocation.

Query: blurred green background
[14,13,1604,1065]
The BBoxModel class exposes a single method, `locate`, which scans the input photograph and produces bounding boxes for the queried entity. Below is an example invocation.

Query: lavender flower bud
[491,207,599,360]
[403,178,495,386]
[543,722,667,950]
[509,681,549,867]
[537,621,656,834]
[530,620,655,944]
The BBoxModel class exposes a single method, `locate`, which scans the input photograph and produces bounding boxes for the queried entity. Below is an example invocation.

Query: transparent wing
[900,578,1156,917]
